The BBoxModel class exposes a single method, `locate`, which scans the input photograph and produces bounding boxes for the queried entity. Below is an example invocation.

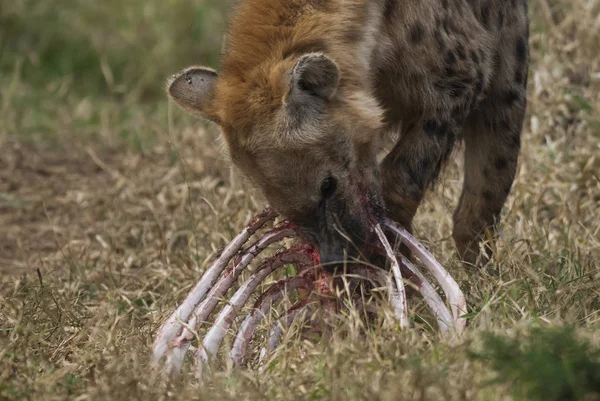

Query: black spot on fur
[406,156,433,190]
[439,121,451,136]
[444,67,456,79]
[499,119,523,150]
[442,0,449,9]
[471,50,480,64]
[410,23,425,44]
[423,120,439,136]
[481,6,491,28]
[383,0,397,22]
[515,69,525,85]
[497,10,505,27]
[506,126,522,149]
[475,70,485,95]
[494,157,508,170]
[445,51,457,65]
[511,135,521,149]
[482,190,495,201]
[419,157,433,174]
[423,120,450,139]
[483,167,491,178]
[436,74,473,97]
[516,37,528,64]
[503,89,521,105]
[449,78,473,96]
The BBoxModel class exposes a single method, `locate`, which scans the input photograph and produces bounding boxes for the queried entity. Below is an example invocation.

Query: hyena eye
[320,176,337,199]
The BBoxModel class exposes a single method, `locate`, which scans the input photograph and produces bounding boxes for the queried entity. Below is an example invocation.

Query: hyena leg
[453,9,529,266]
[453,93,526,266]
[381,122,457,233]
[374,123,456,292]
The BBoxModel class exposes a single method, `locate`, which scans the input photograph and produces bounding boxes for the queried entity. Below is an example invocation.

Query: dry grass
[1,0,600,400]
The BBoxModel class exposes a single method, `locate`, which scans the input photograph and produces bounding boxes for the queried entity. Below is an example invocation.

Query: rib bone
[162,226,298,372]
[153,207,276,365]
[373,223,410,329]
[192,225,296,328]
[384,219,467,334]
[265,298,314,355]
[346,265,403,319]
[195,247,316,366]
[230,270,317,366]
[398,255,453,334]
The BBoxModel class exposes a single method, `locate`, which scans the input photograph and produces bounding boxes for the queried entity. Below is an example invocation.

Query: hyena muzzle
[167,0,529,272]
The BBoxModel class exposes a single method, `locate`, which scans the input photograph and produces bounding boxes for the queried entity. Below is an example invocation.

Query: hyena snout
[308,229,365,275]
[302,203,382,275]
[317,241,349,275]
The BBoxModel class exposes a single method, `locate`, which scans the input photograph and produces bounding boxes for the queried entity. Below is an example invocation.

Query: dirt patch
[0,133,235,276]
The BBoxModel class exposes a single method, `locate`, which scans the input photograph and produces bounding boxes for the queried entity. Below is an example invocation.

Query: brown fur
[167,0,529,269]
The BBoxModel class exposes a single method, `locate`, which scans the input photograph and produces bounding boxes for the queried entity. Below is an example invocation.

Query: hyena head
[167,52,385,272]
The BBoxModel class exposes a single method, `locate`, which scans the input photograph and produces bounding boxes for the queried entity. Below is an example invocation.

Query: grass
[470,326,600,400]
[1,0,599,400]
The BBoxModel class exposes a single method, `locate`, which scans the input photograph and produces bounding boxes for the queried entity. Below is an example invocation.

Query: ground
[1,0,600,400]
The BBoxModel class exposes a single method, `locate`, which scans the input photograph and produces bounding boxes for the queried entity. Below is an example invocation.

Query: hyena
[168,0,529,271]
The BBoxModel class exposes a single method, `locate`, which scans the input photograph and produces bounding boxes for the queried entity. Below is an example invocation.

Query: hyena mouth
[152,206,467,377]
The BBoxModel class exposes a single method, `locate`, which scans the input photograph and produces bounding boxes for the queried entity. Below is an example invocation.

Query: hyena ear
[167,66,220,123]
[286,53,340,106]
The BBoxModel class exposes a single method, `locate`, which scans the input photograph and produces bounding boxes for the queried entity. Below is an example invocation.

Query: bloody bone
[152,207,277,364]
[152,207,467,376]
[195,247,315,366]
[384,218,467,334]
[230,270,317,366]
[264,297,315,356]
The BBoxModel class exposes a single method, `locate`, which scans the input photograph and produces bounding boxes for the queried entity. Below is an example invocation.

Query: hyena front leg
[380,120,458,234]
[453,16,529,266]
[453,94,526,266]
